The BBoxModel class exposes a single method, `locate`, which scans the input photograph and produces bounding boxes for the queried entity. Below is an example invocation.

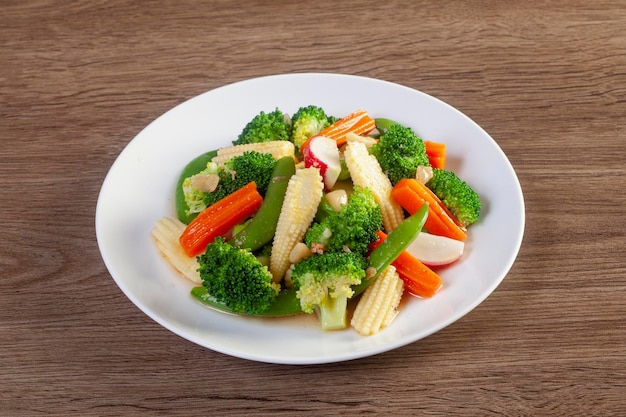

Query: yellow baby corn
[212,141,295,166]
[351,265,404,336]
[151,217,201,284]
[269,167,324,282]
[343,141,404,232]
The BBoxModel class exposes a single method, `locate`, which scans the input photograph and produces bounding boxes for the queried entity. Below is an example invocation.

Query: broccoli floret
[233,108,291,145]
[290,105,335,151]
[371,123,430,185]
[291,251,366,330]
[197,238,280,315]
[224,150,275,194]
[203,151,276,207]
[182,152,275,217]
[182,161,220,216]
[305,186,383,256]
[426,168,482,227]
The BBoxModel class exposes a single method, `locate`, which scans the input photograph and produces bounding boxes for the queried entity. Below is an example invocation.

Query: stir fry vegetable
[151,106,482,336]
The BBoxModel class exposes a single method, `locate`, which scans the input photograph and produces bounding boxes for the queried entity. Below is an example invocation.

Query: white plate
[96,73,524,364]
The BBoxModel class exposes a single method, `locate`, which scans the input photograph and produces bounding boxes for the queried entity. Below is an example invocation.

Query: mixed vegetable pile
[151,106,482,336]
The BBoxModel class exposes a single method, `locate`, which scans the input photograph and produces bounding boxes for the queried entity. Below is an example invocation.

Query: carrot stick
[303,109,376,150]
[424,141,446,169]
[391,178,467,241]
[179,182,263,257]
[370,231,442,298]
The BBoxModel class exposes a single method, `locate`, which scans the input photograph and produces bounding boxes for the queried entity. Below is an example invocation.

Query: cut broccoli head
[233,108,291,145]
[371,123,430,185]
[197,238,280,315]
[305,186,383,256]
[203,151,276,207]
[182,161,219,216]
[426,168,482,227]
[224,151,275,195]
[290,105,335,151]
[291,251,366,330]
[182,152,275,217]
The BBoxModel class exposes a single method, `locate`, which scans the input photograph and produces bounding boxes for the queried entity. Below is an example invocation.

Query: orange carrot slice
[179,182,263,257]
[302,109,376,150]
[370,230,442,298]
[391,178,467,241]
[424,141,446,169]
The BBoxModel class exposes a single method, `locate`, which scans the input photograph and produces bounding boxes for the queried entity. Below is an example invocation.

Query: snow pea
[314,194,335,223]
[175,150,218,224]
[337,158,351,181]
[374,118,400,135]
[190,286,303,316]
[353,202,429,296]
[229,156,295,251]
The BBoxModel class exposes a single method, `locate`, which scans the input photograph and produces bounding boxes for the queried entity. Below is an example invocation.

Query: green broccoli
[182,151,276,218]
[224,150,275,194]
[197,237,280,315]
[290,105,335,151]
[203,151,276,207]
[291,251,366,330]
[305,186,383,257]
[233,108,292,145]
[182,160,220,216]
[371,123,430,185]
[426,168,482,227]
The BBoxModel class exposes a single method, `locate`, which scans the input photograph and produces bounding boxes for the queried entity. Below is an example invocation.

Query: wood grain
[1,0,625,415]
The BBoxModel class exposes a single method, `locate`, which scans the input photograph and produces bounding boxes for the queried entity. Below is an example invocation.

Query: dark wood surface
[2,1,624,415]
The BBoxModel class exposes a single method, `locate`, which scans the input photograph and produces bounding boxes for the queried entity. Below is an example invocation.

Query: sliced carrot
[302,110,376,150]
[391,178,467,241]
[370,230,442,298]
[424,141,446,169]
[179,182,263,257]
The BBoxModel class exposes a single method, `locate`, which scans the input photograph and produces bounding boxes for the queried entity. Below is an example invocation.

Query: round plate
[96,73,524,364]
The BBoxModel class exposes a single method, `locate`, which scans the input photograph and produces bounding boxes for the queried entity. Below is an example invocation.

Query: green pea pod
[337,158,351,181]
[374,118,400,135]
[314,194,335,223]
[353,202,429,296]
[175,150,218,224]
[229,156,295,251]
[191,286,303,316]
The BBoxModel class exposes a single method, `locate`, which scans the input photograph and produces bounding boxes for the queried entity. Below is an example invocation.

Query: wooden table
[2,1,624,415]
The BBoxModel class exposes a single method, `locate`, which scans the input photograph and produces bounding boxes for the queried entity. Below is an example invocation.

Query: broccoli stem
[316,294,349,331]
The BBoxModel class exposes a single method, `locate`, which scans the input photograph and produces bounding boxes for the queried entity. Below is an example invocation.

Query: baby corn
[269,168,324,282]
[212,141,295,166]
[351,265,404,336]
[343,141,404,232]
[151,217,201,284]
